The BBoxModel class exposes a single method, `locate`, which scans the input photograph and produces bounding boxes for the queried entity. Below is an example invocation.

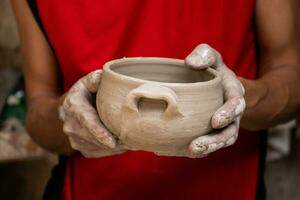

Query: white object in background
[267,120,296,162]
[0,118,45,162]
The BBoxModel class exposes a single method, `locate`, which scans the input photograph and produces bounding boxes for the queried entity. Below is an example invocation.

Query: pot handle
[123,83,182,119]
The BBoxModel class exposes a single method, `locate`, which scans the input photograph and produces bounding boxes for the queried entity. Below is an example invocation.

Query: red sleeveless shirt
[37,1,261,199]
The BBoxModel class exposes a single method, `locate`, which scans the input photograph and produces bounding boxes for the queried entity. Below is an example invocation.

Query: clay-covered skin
[58,70,126,158]
[97,57,223,157]
[58,44,245,158]
[185,44,245,157]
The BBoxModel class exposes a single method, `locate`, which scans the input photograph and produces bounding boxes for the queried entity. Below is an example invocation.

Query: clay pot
[96,57,223,156]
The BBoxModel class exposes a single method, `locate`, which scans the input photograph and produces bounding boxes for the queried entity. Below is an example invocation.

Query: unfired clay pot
[96,57,223,156]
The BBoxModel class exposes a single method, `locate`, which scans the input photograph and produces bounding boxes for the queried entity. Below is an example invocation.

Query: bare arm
[11,0,73,154]
[12,0,120,157]
[240,0,300,130]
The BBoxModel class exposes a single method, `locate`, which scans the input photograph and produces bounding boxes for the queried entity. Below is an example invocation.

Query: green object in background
[0,90,27,126]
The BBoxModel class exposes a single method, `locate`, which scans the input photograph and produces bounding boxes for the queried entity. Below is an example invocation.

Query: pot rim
[103,57,221,87]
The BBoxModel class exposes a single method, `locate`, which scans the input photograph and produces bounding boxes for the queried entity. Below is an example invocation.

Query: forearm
[26,96,74,155]
[241,65,300,131]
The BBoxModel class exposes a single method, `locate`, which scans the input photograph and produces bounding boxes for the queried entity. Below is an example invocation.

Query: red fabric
[37,1,261,199]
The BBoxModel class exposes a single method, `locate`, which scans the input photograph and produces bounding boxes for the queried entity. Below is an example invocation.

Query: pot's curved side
[119,81,223,156]
[96,57,223,156]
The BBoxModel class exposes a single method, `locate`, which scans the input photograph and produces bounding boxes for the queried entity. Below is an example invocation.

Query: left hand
[58,70,126,158]
[185,44,246,158]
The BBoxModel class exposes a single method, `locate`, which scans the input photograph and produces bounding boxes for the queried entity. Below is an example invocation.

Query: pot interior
[110,62,216,83]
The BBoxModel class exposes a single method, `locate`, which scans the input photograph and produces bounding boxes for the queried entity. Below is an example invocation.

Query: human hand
[185,44,246,158]
[58,70,126,158]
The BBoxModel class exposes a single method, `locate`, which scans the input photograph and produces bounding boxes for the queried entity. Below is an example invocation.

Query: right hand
[58,70,126,158]
[185,44,245,158]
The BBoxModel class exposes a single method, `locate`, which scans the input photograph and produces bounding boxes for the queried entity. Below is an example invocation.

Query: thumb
[81,69,103,93]
[185,44,220,70]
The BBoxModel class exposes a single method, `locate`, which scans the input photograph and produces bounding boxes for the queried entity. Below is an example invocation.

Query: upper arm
[255,0,300,75]
[11,0,63,105]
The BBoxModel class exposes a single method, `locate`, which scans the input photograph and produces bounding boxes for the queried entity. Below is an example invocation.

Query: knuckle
[216,97,245,121]
[68,94,86,107]
[62,95,73,108]
[62,124,74,135]
[68,95,77,105]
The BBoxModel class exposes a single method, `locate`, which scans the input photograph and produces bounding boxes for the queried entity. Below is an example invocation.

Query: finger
[62,83,116,149]
[71,134,111,152]
[67,133,96,150]
[67,131,103,151]
[68,135,121,158]
[70,105,117,148]
[81,70,103,93]
[211,97,245,129]
[221,67,245,99]
[63,117,108,148]
[185,44,222,70]
[189,120,239,156]
[63,85,96,117]
[185,44,244,98]
[212,67,245,128]
[71,134,126,158]
[185,44,245,130]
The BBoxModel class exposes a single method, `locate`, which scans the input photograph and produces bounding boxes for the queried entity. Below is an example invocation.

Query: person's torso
[34,1,262,199]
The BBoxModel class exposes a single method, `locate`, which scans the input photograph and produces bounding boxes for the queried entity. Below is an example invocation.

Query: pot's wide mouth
[104,57,220,85]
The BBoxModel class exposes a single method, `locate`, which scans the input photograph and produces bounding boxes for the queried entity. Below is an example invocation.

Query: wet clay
[96,57,223,156]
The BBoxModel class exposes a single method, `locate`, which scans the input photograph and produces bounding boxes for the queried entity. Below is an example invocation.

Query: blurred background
[0,1,56,200]
[0,0,299,199]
